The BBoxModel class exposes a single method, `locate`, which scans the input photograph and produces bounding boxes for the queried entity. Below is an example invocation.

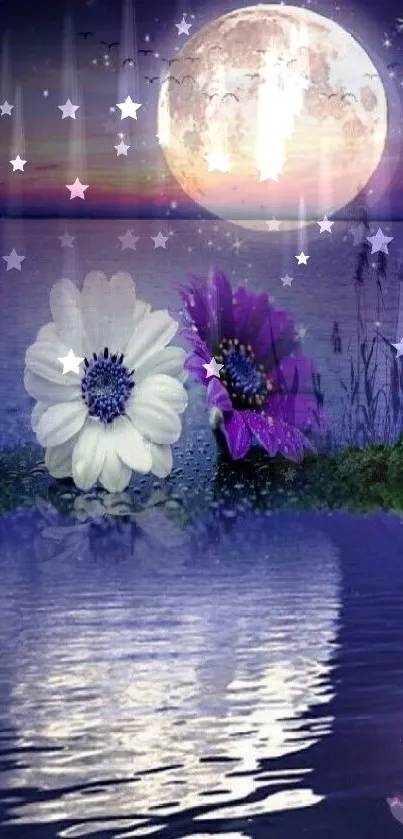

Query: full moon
[157,5,388,231]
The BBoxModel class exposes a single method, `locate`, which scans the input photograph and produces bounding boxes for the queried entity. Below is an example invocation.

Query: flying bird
[161,57,180,67]
[319,92,338,99]
[181,75,196,83]
[245,73,260,79]
[184,56,200,63]
[122,57,136,66]
[341,92,357,100]
[222,92,239,102]
[163,76,181,85]
[138,49,154,56]
[144,75,159,83]
[364,73,378,79]
[78,31,93,38]
[208,45,222,51]
[100,41,120,50]
[203,92,219,102]
[387,62,400,69]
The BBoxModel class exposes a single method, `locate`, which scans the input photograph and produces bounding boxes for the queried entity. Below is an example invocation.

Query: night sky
[0,0,403,219]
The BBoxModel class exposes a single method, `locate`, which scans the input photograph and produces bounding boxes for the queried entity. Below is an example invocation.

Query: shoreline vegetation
[1,438,403,518]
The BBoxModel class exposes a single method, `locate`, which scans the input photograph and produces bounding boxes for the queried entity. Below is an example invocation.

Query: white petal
[72,420,106,490]
[24,369,81,404]
[99,426,132,492]
[108,271,138,350]
[149,443,173,478]
[31,402,47,432]
[36,401,87,447]
[126,391,182,445]
[81,270,110,352]
[49,278,84,355]
[125,310,178,370]
[113,415,152,474]
[135,374,188,414]
[25,341,81,387]
[81,270,137,354]
[133,298,151,328]
[36,322,58,343]
[45,437,77,478]
[135,346,187,382]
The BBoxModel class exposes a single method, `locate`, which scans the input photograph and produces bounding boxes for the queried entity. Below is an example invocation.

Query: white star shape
[58,349,84,375]
[0,100,14,116]
[392,338,403,358]
[317,215,334,233]
[10,154,26,171]
[266,217,281,231]
[116,95,142,120]
[366,227,394,255]
[2,248,25,271]
[114,139,130,156]
[203,358,223,379]
[118,230,139,250]
[175,15,192,35]
[59,232,75,248]
[151,232,168,249]
[58,99,80,119]
[281,273,293,287]
[205,150,231,173]
[295,251,310,265]
[66,177,89,200]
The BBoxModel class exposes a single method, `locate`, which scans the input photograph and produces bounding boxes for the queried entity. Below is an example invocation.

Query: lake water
[1,219,403,838]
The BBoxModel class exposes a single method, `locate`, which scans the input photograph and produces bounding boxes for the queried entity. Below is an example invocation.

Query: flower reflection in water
[0,507,341,833]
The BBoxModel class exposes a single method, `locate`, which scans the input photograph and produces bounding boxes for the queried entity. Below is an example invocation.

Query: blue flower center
[215,338,272,410]
[81,347,134,424]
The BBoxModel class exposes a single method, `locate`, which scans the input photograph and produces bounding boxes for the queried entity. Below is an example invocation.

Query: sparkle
[215,338,272,410]
[203,357,223,379]
[366,227,394,255]
[58,98,80,119]
[295,251,309,264]
[266,217,281,231]
[10,154,26,171]
[2,248,25,271]
[66,177,89,200]
[0,100,14,115]
[175,15,192,36]
[116,95,142,119]
[281,273,293,287]
[81,347,135,423]
[317,215,334,233]
[58,348,84,374]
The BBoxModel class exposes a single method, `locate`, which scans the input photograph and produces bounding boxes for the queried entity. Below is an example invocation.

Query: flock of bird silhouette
[76,30,383,103]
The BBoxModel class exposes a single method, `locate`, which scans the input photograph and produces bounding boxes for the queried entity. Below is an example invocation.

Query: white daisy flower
[24,271,188,493]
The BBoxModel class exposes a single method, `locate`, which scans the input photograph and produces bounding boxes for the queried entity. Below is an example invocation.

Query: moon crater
[158,4,387,231]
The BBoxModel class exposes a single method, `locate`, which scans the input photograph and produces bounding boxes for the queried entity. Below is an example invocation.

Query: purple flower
[179,269,324,462]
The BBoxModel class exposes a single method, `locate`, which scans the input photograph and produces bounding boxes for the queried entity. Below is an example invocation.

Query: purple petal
[243,410,280,457]
[207,377,232,411]
[264,392,322,432]
[207,268,235,341]
[245,411,314,462]
[179,275,212,345]
[184,345,210,382]
[222,410,251,459]
[254,309,297,366]
[232,287,271,345]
